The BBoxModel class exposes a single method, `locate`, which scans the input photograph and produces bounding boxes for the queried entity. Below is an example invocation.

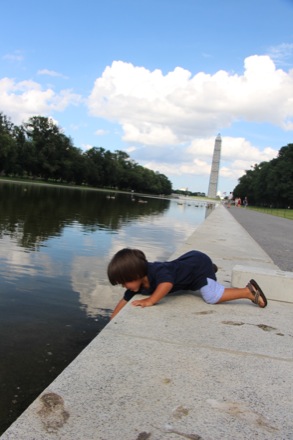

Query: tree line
[233,143,293,208]
[0,113,172,195]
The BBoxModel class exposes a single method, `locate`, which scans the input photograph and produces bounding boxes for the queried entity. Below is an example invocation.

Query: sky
[1,0,293,195]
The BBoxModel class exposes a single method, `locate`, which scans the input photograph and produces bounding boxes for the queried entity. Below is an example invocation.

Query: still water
[0,181,212,433]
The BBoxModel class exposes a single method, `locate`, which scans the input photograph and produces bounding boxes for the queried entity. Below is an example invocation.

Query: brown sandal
[247,279,267,308]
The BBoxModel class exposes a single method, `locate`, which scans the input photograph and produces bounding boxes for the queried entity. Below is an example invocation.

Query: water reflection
[0,182,170,248]
[0,182,208,318]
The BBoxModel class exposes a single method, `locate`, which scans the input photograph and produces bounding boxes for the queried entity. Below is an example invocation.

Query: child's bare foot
[247,279,268,308]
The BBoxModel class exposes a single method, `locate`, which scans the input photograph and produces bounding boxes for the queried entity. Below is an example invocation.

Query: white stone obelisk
[207,134,222,198]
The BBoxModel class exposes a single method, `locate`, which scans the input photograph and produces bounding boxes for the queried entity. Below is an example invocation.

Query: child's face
[122,278,143,292]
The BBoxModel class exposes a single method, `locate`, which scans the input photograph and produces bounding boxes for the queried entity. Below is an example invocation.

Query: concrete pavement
[228,206,293,272]
[1,204,293,440]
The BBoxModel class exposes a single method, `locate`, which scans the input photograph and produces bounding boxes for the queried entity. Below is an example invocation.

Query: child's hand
[131,298,154,307]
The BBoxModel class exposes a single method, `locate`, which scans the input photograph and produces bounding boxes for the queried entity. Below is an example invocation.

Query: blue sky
[1,0,293,195]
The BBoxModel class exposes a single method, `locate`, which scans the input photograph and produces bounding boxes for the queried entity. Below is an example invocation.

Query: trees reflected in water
[0,182,170,249]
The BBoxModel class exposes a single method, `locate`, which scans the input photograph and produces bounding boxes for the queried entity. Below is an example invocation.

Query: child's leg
[217,280,267,307]
[200,278,267,308]
[217,287,260,304]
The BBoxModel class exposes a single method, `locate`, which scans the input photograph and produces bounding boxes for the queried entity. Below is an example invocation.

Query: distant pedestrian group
[226,194,248,208]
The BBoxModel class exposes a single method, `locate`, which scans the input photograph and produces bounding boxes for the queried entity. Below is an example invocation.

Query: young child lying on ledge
[107,248,267,320]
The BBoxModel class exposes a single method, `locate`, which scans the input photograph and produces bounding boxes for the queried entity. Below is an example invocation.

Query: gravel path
[227,207,293,272]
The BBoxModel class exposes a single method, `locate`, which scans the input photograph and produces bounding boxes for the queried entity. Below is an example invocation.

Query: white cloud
[135,135,278,186]
[125,146,137,154]
[218,137,278,181]
[95,128,108,136]
[220,136,278,162]
[0,236,59,278]
[3,51,24,62]
[81,143,93,151]
[267,43,293,66]
[0,77,81,124]
[144,158,211,177]
[88,55,293,147]
[71,255,120,317]
[37,69,68,79]
[87,58,286,189]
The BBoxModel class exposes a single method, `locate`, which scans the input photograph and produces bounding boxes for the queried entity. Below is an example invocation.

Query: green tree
[267,144,293,207]
[234,143,293,207]
[24,116,70,180]
[0,113,16,174]
[84,147,106,187]
[0,112,173,195]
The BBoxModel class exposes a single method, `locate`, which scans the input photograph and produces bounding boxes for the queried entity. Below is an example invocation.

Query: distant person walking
[243,196,248,207]
[227,192,233,208]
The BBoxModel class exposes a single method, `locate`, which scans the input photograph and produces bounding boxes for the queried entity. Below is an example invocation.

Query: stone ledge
[232,265,293,303]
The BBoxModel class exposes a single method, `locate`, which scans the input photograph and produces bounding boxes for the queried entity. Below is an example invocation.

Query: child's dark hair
[107,248,148,285]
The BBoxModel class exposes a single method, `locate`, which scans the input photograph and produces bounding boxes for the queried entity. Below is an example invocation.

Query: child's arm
[110,298,128,320]
[132,282,173,308]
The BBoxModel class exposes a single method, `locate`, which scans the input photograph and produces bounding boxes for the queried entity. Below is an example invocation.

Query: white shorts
[199,278,225,304]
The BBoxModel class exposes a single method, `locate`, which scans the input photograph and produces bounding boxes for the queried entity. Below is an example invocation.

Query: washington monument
[207,134,222,198]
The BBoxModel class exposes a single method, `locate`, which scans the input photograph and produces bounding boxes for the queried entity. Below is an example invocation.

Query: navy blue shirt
[123,250,216,301]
